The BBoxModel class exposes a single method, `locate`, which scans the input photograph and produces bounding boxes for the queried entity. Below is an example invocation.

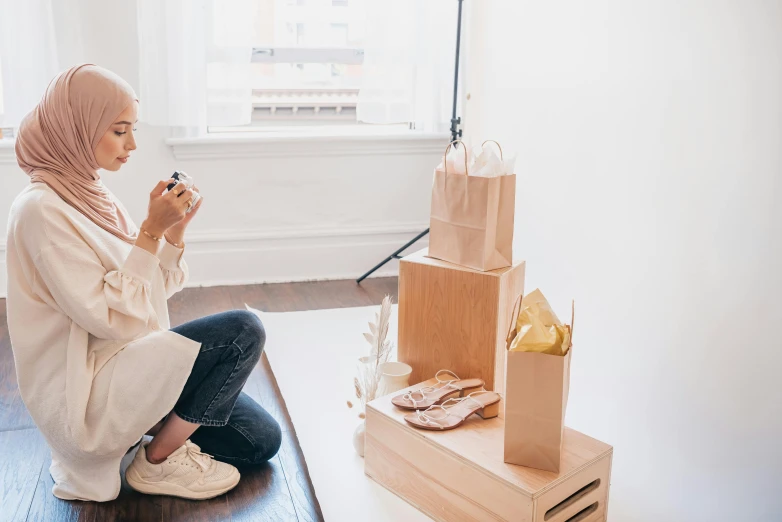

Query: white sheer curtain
[0,0,60,128]
[136,0,258,132]
[357,0,457,133]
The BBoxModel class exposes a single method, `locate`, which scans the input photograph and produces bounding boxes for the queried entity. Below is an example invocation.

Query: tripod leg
[356,229,429,284]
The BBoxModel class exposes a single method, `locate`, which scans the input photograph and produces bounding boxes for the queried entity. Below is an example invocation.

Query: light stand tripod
[356,0,464,284]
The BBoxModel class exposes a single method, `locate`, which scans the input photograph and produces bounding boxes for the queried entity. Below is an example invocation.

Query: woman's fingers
[190,195,204,213]
[180,195,204,221]
[165,181,188,199]
[151,178,176,197]
[163,178,200,200]
[177,188,195,208]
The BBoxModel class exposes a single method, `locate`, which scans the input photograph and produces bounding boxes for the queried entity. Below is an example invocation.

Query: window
[0,55,16,140]
[294,23,306,45]
[329,24,348,46]
[209,0,368,131]
[0,56,7,139]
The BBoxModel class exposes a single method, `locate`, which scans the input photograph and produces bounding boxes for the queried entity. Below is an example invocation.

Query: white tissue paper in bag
[471,144,516,177]
[435,142,470,175]
[435,141,515,177]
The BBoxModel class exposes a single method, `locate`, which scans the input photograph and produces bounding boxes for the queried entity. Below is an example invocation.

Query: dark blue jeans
[170,310,282,468]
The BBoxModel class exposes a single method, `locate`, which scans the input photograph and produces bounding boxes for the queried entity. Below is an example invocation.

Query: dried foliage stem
[348,295,394,417]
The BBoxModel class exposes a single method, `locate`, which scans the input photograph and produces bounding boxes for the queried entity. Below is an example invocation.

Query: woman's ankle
[143,412,199,465]
[146,454,167,464]
[145,443,168,464]
[146,420,165,437]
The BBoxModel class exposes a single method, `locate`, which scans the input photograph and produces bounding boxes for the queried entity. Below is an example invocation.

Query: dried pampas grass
[347,295,394,418]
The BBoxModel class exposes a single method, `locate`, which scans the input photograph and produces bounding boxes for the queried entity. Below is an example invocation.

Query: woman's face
[94,101,138,172]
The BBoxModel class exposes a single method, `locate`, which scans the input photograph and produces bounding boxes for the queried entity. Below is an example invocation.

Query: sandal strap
[401,379,458,406]
[412,389,496,428]
[415,404,452,426]
[402,385,435,407]
[460,390,489,408]
[435,369,461,384]
[415,392,484,426]
[398,371,481,409]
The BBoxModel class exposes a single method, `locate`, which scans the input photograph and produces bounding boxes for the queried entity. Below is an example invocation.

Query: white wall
[0,0,439,296]
[466,2,782,520]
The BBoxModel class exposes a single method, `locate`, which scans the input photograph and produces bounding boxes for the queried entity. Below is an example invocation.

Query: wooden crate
[398,248,525,399]
[365,379,613,522]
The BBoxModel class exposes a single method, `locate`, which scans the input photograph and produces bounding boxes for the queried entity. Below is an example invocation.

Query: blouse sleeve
[33,243,161,340]
[157,241,189,298]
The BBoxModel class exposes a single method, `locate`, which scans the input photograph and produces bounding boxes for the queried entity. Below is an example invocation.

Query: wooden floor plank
[224,457,298,522]
[1,277,398,522]
[0,310,34,432]
[162,484,232,522]
[0,428,49,522]
[277,435,324,522]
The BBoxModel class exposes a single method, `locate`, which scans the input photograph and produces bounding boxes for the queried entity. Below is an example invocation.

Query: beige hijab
[15,64,139,244]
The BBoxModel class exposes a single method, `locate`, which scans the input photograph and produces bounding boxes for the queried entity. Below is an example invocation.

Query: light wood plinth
[365,379,613,522]
[398,248,525,401]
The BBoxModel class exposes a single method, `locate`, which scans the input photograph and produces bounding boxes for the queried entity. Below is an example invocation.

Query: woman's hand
[164,184,203,247]
[140,178,196,238]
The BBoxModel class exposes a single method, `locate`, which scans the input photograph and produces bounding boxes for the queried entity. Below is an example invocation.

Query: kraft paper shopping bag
[504,290,574,473]
[504,349,572,472]
[428,140,516,272]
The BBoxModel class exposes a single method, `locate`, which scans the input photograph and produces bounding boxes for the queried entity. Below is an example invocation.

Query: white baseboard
[0,223,430,298]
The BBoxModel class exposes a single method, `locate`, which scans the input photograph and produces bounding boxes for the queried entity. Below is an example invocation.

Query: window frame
[209,45,367,130]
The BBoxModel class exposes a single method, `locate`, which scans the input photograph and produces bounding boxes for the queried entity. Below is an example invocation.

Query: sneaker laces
[183,440,213,472]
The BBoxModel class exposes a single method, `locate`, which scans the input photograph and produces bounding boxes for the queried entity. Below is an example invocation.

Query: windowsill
[166,128,450,160]
[1,129,453,164]
[0,140,15,165]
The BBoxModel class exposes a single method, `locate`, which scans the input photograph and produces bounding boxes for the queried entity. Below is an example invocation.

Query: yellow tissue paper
[507,289,573,356]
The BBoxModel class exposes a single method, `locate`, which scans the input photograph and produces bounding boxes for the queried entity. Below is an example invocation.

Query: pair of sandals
[391,370,501,431]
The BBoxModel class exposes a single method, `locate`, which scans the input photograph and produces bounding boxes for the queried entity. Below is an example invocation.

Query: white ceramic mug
[377,361,413,397]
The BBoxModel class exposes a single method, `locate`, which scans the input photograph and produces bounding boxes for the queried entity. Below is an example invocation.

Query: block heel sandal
[403,391,501,431]
[391,369,485,411]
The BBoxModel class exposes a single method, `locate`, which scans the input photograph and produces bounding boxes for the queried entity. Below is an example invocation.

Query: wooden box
[365,380,613,522]
[398,248,525,398]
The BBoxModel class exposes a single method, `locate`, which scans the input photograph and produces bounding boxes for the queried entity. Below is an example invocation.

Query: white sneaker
[126,440,240,499]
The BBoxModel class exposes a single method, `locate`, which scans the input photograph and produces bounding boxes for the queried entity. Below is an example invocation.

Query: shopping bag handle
[481,140,503,160]
[569,300,575,349]
[443,140,469,176]
[505,292,524,349]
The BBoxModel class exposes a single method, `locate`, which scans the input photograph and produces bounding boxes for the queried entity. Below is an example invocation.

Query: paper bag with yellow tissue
[504,289,573,472]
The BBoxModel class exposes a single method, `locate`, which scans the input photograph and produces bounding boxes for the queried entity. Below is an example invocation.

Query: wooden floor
[0,277,399,522]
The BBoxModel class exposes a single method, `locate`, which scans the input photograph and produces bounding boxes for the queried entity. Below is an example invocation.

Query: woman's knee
[252,418,282,464]
[226,310,265,359]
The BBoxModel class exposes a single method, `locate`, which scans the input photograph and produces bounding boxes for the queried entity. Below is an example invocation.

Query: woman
[5,64,281,502]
